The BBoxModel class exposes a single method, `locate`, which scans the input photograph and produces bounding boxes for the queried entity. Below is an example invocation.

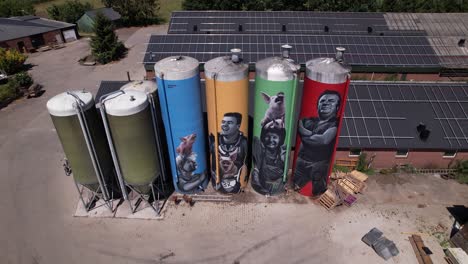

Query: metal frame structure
[66,92,115,213]
[99,90,168,216]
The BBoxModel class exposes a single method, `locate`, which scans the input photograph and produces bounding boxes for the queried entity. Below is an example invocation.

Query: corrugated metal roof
[0,16,75,42]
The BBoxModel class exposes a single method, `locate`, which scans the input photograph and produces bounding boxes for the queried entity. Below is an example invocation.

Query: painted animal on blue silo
[176,133,196,157]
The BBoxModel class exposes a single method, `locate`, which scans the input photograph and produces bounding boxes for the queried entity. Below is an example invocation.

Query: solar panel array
[144,34,440,67]
[161,11,468,69]
[97,81,468,150]
[340,82,468,150]
[169,11,427,36]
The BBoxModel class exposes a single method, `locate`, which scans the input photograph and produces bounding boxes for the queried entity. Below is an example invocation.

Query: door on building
[17,41,26,53]
[30,34,45,49]
[55,34,64,44]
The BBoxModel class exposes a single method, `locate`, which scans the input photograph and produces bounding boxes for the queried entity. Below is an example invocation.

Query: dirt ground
[1,25,468,264]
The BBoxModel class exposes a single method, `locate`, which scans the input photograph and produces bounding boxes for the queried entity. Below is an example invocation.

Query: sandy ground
[1,25,468,264]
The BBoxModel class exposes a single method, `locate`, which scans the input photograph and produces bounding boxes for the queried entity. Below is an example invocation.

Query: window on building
[395,149,409,158]
[443,150,457,158]
[349,149,361,157]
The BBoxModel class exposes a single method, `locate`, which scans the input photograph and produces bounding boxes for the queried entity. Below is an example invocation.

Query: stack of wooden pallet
[319,170,369,210]
[337,170,368,194]
[318,183,342,210]
[335,158,358,170]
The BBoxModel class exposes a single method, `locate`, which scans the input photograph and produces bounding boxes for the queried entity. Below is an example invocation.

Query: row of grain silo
[47,45,351,214]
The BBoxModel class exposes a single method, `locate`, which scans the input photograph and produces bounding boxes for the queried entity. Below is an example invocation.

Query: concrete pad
[73,189,117,218]
[113,199,165,220]
[74,198,116,218]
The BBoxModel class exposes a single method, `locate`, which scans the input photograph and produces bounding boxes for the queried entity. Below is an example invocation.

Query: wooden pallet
[319,189,340,210]
[335,158,358,170]
[331,171,347,180]
[349,170,369,182]
[337,176,366,194]
[445,256,454,264]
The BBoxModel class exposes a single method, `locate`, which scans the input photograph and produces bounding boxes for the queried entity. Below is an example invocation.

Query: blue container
[154,56,208,194]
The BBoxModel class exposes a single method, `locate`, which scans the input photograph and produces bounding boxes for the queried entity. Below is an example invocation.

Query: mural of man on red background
[292,79,349,197]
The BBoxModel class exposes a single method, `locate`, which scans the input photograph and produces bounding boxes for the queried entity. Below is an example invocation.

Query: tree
[213,0,243,10]
[182,0,215,10]
[243,0,267,10]
[104,0,161,25]
[46,0,93,23]
[101,0,113,8]
[90,12,127,64]
[0,0,35,17]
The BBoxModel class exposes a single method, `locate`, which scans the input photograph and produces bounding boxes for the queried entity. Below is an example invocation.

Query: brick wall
[1,30,63,53]
[42,30,62,45]
[335,149,468,169]
[3,37,33,53]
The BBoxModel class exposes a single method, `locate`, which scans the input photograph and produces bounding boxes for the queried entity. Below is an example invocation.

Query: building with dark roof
[143,11,468,81]
[0,16,78,52]
[96,80,468,169]
[77,7,121,33]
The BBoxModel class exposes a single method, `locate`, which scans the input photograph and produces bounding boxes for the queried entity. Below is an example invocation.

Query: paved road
[1,24,468,264]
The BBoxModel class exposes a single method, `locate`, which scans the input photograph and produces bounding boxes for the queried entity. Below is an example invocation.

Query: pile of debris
[319,170,368,210]
[362,228,400,260]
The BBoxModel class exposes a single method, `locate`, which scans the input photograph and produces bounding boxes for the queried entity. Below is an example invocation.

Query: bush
[356,153,368,172]
[451,160,468,184]
[13,72,33,88]
[333,164,351,173]
[0,48,28,75]
[91,12,127,64]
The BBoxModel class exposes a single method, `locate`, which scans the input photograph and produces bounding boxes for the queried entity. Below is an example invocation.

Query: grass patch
[34,0,104,18]
[159,0,182,22]
[333,164,351,173]
[432,231,451,249]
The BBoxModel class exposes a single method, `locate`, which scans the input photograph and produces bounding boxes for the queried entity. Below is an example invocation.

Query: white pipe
[68,91,110,201]
[99,91,129,201]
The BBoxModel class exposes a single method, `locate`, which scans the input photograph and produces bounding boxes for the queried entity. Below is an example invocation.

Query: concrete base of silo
[74,189,166,220]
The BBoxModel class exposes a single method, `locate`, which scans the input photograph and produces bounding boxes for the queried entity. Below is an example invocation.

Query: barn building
[0,16,78,53]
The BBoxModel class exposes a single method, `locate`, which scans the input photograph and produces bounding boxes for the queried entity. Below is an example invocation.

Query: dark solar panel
[168,11,426,36]
[144,34,440,68]
[95,81,128,104]
[339,82,468,150]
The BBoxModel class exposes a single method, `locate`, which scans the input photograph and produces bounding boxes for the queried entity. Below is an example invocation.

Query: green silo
[47,91,115,196]
[102,90,160,194]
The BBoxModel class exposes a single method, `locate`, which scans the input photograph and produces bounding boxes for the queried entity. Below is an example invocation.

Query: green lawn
[34,0,182,23]
[159,0,182,22]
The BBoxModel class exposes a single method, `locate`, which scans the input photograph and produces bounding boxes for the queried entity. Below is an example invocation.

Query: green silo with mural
[251,45,301,196]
